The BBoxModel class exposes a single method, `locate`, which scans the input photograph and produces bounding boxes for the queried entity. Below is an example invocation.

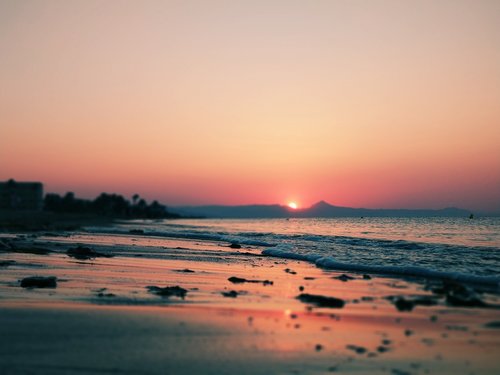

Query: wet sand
[1,231,499,374]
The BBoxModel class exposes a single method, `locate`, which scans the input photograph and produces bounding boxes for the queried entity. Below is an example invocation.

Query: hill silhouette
[172,201,471,218]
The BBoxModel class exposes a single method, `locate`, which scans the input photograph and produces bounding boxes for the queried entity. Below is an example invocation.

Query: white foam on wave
[262,247,500,287]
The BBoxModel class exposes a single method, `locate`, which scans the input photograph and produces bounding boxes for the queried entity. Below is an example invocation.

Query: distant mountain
[172,204,287,219]
[299,200,472,218]
[171,201,472,219]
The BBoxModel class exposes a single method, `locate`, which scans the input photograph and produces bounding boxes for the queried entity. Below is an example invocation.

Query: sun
[288,202,298,210]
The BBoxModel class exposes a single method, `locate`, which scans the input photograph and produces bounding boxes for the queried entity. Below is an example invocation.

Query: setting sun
[288,202,298,210]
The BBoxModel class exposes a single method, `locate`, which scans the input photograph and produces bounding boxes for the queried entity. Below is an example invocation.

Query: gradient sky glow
[1,0,499,212]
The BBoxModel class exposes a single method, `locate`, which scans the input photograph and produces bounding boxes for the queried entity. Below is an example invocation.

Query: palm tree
[132,194,140,205]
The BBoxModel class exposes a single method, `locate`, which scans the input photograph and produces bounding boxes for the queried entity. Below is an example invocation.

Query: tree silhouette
[132,194,139,205]
[44,192,180,219]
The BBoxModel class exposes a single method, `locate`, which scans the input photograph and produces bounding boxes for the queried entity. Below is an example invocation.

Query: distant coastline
[171,200,477,219]
[1,180,493,230]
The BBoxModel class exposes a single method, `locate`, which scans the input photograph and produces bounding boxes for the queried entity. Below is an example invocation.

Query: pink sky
[1,1,499,212]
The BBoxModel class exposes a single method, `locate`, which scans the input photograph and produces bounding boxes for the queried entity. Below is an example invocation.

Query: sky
[1,0,499,212]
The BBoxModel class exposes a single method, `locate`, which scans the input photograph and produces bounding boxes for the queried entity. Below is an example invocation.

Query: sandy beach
[1,229,499,375]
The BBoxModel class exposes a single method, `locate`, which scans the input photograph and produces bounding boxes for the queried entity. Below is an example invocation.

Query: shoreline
[1,230,499,374]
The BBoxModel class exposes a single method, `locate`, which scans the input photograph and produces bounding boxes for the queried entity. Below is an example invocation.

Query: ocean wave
[86,223,499,281]
[262,247,500,287]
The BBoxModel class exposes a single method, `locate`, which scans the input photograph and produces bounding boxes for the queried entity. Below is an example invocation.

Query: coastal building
[0,179,44,210]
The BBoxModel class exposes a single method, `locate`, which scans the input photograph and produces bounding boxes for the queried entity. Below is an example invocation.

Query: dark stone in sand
[147,285,188,299]
[228,276,250,283]
[222,290,239,298]
[393,297,415,312]
[97,292,116,298]
[391,369,411,375]
[428,280,462,295]
[484,321,500,329]
[389,295,439,312]
[228,276,273,286]
[129,229,144,234]
[10,245,51,255]
[229,243,242,249]
[346,345,367,354]
[315,344,323,351]
[413,296,439,307]
[176,269,195,273]
[284,268,297,275]
[299,285,304,291]
[334,274,355,282]
[20,276,57,288]
[377,346,390,353]
[297,293,345,308]
[362,274,372,280]
[66,246,112,260]
[43,232,64,237]
[426,280,489,308]
[303,277,315,280]
[446,293,487,308]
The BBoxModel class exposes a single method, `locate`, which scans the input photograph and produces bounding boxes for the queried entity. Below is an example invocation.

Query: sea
[89,217,500,286]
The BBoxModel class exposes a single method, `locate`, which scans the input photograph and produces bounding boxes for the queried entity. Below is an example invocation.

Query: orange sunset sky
[1,1,499,212]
